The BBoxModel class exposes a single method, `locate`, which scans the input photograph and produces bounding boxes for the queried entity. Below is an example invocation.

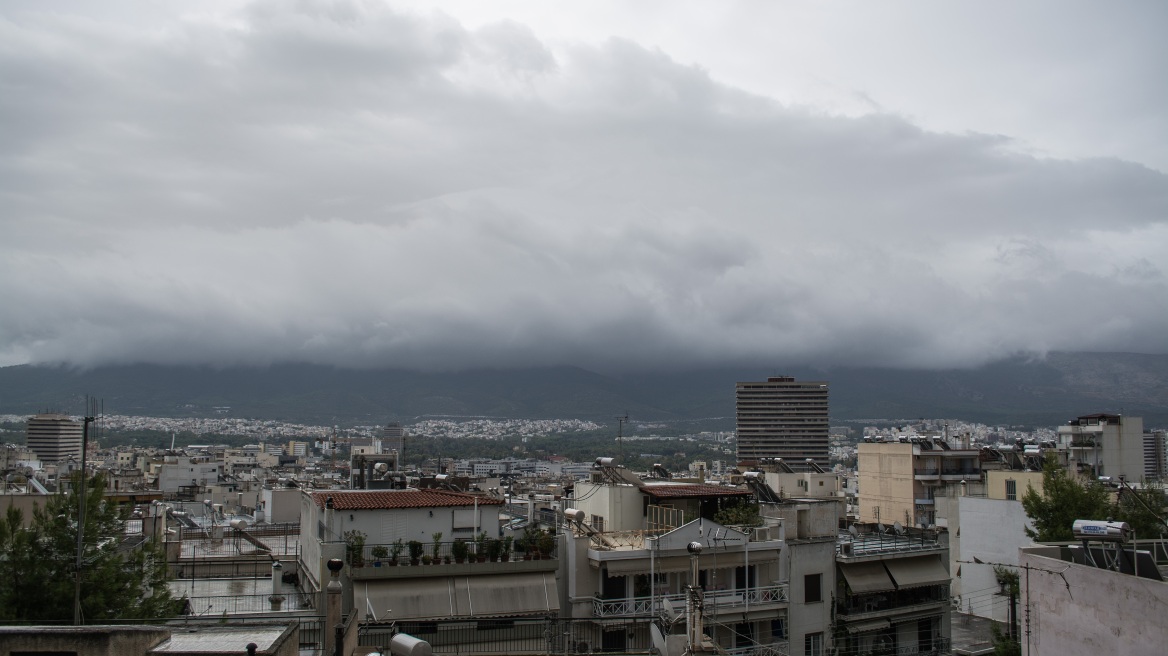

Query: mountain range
[1,352,1166,429]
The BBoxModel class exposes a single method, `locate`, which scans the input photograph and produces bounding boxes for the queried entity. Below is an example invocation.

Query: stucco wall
[1019,546,1168,656]
[857,443,915,525]
[954,497,1034,621]
[0,625,171,656]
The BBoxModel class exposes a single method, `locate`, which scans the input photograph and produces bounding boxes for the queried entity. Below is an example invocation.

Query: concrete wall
[0,493,51,527]
[954,497,1034,621]
[986,471,1044,501]
[0,625,171,656]
[785,539,835,654]
[573,482,645,532]
[1020,546,1168,656]
[857,443,915,525]
[261,487,301,524]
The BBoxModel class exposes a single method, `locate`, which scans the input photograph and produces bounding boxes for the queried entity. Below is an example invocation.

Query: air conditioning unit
[840,542,853,556]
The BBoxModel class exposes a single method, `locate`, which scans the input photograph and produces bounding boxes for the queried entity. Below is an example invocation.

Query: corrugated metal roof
[311,490,503,510]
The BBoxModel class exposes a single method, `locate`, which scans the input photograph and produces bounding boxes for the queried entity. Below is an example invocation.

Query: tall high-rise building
[383,422,405,456]
[735,376,829,465]
[25,413,83,462]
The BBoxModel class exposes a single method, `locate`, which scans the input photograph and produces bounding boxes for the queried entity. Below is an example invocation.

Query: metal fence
[178,591,321,616]
[358,617,657,655]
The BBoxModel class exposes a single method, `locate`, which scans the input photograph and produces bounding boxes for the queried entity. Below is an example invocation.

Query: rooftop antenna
[615,412,628,463]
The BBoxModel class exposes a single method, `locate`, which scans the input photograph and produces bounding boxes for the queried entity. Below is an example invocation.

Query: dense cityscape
[1,374,1165,655]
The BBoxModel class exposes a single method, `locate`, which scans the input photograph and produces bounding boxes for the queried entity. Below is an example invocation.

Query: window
[771,618,788,641]
[804,573,822,603]
[805,631,823,656]
[1005,479,1017,501]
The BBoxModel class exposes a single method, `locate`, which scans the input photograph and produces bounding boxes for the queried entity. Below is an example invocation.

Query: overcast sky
[1,0,1165,373]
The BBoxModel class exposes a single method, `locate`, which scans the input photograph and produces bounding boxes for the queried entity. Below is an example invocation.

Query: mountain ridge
[1,352,1165,428]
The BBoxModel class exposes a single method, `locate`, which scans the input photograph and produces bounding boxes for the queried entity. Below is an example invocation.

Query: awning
[839,561,896,594]
[845,618,891,634]
[466,572,558,618]
[601,551,778,576]
[604,556,689,575]
[357,573,558,621]
[358,578,455,621]
[884,556,950,589]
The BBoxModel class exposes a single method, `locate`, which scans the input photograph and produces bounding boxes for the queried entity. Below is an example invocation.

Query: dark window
[804,573,822,603]
[1005,479,1017,501]
[771,618,788,641]
[805,631,823,656]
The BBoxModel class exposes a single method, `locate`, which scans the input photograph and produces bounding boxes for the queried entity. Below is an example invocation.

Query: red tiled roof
[643,483,752,499]
[311,489,503,510]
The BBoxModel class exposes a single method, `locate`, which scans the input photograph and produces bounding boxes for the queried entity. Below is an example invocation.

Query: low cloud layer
[1,1,1166,372]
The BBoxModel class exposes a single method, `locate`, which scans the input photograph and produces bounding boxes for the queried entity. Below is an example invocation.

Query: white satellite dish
[651,624,667,655]
[893,521,904,536]
[848,525,858,537]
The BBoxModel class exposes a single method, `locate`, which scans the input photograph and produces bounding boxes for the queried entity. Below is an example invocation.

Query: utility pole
[615,413,628,463]
[73,398,97,625]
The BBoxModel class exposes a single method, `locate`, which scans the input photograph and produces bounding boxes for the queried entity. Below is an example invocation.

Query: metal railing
[722,641,790,656]
[359,617,656,655]
[593,583,789,617]
[349,539,557,568]
[178,591,321,616]
[837,585,949,620]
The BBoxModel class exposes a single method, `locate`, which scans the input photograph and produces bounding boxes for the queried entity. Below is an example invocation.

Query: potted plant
[344,530,367,568]
[422,554,433,565]
[431,532,443,563]
[452,540,469,563]
[371,545,389,567]
[502,536,514,562]
[408,540,423,566]
[474,531,488,563]
[537,530,556,558]
[390,539,404,566]
[487,538,502,562]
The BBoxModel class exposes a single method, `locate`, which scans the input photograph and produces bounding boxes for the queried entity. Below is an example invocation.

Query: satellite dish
[660,597,679,622]
[650,624,667,655]
[877,523,887,534]
[893,521,904,536]
[848,525,858,537]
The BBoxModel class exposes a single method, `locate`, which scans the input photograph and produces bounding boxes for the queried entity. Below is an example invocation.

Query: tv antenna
[615,412,629,462]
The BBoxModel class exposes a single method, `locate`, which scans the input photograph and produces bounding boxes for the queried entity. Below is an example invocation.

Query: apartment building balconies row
[592,582,789,618]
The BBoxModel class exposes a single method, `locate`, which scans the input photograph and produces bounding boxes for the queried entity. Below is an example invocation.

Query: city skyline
[2,1,1166,374]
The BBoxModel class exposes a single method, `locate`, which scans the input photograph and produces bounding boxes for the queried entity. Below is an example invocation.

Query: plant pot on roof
[371,545,388,567]
[408,540,423,566]
[452,540,468,563]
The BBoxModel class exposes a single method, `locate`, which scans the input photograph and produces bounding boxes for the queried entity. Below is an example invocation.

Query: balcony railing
[349,539,557,569]
[593,583,789,617]
[836,585,949,621]
[723,641,790,656]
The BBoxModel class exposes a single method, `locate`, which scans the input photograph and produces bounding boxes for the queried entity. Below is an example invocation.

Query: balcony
[836,585,949,623]
[939,469,980,480]
[913,469,940,480]
[593,583,789,618]
[348,540,558,580]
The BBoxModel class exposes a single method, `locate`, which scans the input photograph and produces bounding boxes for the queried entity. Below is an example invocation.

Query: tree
[1021,455,1110,541]
[989,566,1021,656]
[0,472,176,622]
[1113,483,1168,538]
[713,501,763,527]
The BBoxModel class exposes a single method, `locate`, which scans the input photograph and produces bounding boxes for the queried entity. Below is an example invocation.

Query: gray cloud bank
[1,1,1166,372]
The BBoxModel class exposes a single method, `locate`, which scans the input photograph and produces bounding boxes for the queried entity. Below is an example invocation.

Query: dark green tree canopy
[0,472,176,622]
[1021,455,1110,541]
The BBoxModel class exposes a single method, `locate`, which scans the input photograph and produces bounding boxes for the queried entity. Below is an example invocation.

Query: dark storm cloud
[0,0,1165,372]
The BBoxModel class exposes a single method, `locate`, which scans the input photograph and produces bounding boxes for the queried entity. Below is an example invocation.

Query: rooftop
[311,489,503,510]
[641,481,753,499]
